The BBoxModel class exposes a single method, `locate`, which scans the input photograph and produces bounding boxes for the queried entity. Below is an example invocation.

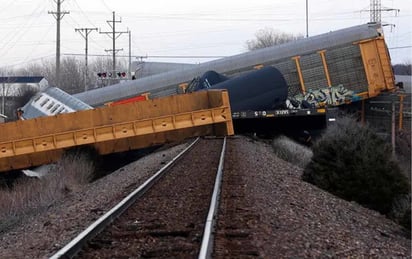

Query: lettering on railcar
[275,110,289,116]
[254,111,268,117]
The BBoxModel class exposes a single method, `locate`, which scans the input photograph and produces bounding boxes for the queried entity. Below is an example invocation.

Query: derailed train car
[187,67,324,137]
[188,67,289,112]
[71,22,394,110]
[22,23,395,122]
[19,87,92,120]
[20,22,394,136]
[6,22,395,171]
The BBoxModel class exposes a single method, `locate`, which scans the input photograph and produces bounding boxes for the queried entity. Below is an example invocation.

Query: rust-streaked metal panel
[375,38,395,92]
[291,56,306,94]
[358,37,395,98]
[317,50,332,87]
[0,90,233,172]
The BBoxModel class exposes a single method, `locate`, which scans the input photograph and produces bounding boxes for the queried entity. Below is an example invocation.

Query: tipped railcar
[73,23,394,109]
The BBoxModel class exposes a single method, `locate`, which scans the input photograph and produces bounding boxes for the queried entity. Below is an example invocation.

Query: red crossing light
[117,72,127,78]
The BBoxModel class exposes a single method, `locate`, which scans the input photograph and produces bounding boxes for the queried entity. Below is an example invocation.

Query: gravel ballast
[0,136,410,258]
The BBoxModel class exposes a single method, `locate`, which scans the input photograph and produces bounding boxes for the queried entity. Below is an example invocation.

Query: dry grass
[0,149,94,232]
[272,135,313,168]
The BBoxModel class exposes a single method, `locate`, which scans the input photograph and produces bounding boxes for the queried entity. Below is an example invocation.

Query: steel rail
[198,136,227,259]
[49,137,200,259]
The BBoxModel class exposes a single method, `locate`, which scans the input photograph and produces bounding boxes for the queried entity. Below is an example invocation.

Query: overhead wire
[99,0,113,13]
[61,1,109,56]
[0,0,16,16]
[0,3,45,46]
[22,22,55,65]
[0,1,410,67]
[0,54,55,69]
[0,2,47,59]
[72,0,100,28]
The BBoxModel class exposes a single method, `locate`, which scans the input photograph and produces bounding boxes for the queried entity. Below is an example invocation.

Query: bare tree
[0,67,14,76]
[60,57,85,94]
[393,62,411,75]
[15,84,38,107]
[11,56,129,95]
[17,59,55,84]
[246,28,304,51]
[1,84,38,121]
[18,57,84,94]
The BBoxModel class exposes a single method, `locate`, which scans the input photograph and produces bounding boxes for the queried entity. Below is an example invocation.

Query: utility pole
[305,0,309,38]
[391,101,396,157]
[128,30,131,79]
[1,82,5,115]
[100,12,128,81]
[49,0,69,87]
[75,27,97,91]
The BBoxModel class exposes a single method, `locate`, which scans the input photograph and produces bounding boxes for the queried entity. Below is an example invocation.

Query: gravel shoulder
[0,135,410,258]
[230,136,410,258]
[0,142,191,259]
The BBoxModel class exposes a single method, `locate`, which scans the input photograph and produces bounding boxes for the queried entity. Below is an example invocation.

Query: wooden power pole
[100,12,128,82]
[49,0,69,87]
[75,28,97,91]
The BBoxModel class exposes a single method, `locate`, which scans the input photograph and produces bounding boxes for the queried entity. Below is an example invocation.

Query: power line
[62,53,227,59]
[0,3,45,57]
[0,0,15,16]
[0,54,55,69]
[140,55,227,59]
[22,22,55,66]
[72,0,99,28]
[99,0,112,13]
[62,0,107,51]
[389,46,412,49]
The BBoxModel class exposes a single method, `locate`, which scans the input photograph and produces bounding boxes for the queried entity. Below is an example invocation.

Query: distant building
[0,76,48,97]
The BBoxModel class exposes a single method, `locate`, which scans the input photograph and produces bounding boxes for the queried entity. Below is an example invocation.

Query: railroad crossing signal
[117,72,127,78]
[97,72,127,78]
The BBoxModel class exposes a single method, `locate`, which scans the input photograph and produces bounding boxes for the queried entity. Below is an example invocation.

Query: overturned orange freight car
[0,90,233,173]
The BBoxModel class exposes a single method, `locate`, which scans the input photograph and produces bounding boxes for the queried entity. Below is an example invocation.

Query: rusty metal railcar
[0,90,233,173]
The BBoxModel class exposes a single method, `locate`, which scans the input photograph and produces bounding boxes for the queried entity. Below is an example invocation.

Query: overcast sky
[0,0,410,70]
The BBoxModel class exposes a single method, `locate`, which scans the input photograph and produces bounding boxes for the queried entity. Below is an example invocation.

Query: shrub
[302,117,410,218]
[272,135,313,168]
[390,194,411,231]
[395,130,411,180]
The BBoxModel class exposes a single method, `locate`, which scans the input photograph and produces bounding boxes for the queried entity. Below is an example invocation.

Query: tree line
[0,57,128,95]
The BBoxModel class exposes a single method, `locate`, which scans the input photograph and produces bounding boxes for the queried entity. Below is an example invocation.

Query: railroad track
[213,138,261,257]
[50,137,226,258]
